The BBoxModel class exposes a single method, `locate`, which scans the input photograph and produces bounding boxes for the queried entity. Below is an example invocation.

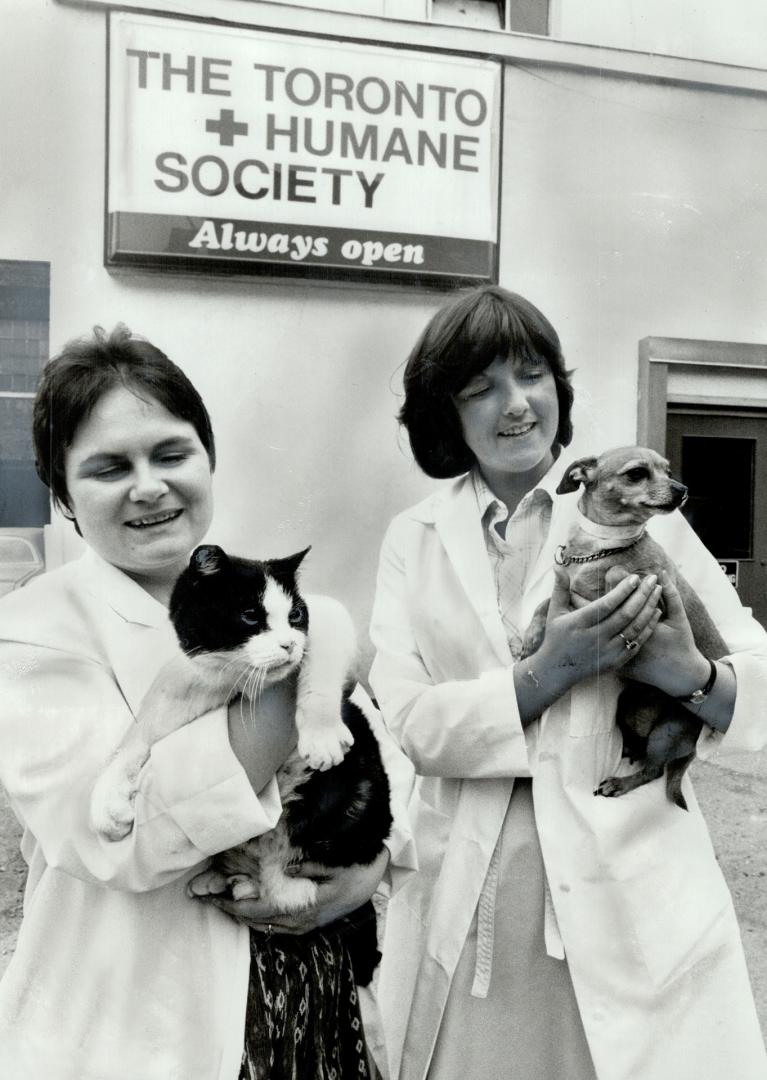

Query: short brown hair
[33,324,215,511]
[399,285,574,478]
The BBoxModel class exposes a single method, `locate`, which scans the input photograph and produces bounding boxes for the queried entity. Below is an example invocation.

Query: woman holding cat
[0,325,413,1080]
[369,285,767,1079]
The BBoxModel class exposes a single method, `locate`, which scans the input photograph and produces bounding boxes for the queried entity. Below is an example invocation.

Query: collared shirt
[471,469,553,657]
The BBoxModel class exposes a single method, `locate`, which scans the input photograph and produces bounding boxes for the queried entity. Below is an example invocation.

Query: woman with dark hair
[0,325,413,1080]
[369,286,767,1079]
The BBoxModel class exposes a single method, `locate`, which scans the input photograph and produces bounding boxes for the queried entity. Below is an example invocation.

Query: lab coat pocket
[616,819,734,989]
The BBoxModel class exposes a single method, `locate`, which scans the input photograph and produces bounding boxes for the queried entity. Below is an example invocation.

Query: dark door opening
[666,408,767,628]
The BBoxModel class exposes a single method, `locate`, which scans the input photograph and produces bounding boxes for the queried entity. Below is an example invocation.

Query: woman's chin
[496,442,553,477]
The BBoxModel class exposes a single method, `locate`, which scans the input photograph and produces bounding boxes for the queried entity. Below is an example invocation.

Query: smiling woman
[369,285,767,1080]
[32,326,216,603]
[62,388,214,603]
[0,325,412,1080]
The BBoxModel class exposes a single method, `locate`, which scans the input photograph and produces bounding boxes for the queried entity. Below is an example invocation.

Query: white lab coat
[369,467,767,1080]
[0,548,415,1080]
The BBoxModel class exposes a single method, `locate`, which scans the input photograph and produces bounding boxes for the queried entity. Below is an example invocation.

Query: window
[431,0,504,30]
[226,0,552,35]
[430,0,549,34]
[0,261,50,528]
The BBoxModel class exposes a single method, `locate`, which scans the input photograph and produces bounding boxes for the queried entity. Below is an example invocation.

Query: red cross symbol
[205,109,249,146]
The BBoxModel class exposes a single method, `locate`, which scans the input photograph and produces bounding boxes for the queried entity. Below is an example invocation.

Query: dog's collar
[573,507,647,542]
[555,528,646,567]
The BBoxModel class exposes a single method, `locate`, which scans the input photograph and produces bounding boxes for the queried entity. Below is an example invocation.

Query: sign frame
[104,10,504,288]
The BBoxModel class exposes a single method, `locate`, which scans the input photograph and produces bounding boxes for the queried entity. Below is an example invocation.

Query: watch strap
[676,658,717,704]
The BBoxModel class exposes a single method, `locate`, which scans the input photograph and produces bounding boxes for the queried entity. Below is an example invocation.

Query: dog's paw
[89,771,138,841]
[594,776,629,798]
[297,722,354,771]
[187,869,231,897]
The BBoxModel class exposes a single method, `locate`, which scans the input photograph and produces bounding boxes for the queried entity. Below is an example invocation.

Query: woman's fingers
[546,568,574,621]
[199,894,312,934]
[658,570,686,624]
[573,573,651,629]
[605,580,662,642]
[615,607,662,663]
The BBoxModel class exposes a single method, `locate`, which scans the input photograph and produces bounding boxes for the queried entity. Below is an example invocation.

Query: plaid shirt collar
[470,452,565,526]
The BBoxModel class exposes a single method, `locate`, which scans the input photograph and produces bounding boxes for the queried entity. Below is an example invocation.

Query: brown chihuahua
[522,446,727,809]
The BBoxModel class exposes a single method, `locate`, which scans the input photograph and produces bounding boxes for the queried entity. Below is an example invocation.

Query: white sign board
[107,12,502,283]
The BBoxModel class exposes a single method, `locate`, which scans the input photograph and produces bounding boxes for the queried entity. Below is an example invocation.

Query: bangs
[417,288,560,398]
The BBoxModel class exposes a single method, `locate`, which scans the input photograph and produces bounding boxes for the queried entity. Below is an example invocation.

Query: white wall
[554,0,767,69]
[498,63,767,452]
[3,0,767,671]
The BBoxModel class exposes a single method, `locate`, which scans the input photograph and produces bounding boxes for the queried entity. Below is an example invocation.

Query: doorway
[666,408,767,627]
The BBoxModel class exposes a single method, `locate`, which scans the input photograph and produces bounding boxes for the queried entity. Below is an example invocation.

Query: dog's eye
[241,609,262,627]
[624,468,650,483]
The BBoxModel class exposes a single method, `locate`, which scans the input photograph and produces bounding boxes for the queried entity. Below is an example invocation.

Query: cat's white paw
[89,767,138,841]
[229,875,261,901]
[265,874,318,912]
[297,722,354,771]
[187,869,231,897]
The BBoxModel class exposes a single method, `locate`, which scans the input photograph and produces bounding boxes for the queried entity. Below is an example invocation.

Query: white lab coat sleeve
[368,518,532,780]
[651,510,767,759]
[349,682,418,897]
[0,640,282,893]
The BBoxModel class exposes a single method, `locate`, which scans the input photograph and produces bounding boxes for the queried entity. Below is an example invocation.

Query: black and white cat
[89,544,392,924]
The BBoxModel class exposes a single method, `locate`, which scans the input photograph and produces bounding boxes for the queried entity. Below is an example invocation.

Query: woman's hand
[195,848,391,935]
[543,568,662,682]
[620,570,711,696]
[515,570,662,723]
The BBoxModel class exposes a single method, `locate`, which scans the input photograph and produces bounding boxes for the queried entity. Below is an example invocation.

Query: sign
[718,560,739,588]
[106,13,502,284]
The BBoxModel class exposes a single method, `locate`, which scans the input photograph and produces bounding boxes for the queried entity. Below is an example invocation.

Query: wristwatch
[676,658,717,704]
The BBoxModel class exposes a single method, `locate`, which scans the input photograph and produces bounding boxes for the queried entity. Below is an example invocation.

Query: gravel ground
[1,755,765,1032]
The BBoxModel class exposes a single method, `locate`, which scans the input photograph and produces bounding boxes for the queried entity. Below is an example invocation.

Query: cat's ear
[269,546,311,583]
[190,545,228,576]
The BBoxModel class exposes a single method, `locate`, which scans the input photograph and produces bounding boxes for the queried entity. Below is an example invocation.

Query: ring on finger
[619,632,639,652]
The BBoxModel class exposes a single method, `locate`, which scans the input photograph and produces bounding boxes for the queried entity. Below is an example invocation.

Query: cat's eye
[240,609,261,627]
[288,605,305,626]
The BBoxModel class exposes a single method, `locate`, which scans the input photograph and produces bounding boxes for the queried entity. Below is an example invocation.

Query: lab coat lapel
[521,454,582,620]
[77,550,178,717]
[432,476,510,666]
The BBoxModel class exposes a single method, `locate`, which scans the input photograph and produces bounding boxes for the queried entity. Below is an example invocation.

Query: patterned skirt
[239,913,373,1080]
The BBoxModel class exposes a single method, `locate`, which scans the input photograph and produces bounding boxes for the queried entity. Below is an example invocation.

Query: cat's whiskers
[236,663,269,730]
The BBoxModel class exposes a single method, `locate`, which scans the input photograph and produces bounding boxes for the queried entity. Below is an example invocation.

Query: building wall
[555,0,767,69]
[499,63,767,448]
[3,0,767,668]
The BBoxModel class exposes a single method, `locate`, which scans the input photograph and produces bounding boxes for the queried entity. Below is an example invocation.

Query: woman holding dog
[0,325,414,1080]
[369,285,767,1079]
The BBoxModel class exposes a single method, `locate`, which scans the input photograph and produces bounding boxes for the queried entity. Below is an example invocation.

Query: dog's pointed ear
[557,457,598,494]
